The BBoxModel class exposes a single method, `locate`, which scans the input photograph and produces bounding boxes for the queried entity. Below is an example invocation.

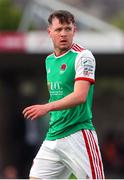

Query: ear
[47,27,51,37]
[47,27,50,34]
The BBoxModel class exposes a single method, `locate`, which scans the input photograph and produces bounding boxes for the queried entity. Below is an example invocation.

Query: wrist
[46,102,55,112]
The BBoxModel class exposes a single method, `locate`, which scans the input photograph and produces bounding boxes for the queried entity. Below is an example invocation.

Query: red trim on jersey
[53,51,69,57]
[72,45,79,52]
[50,43,85,56]
[82,130,96,179]
[72,43,85,52]
[47,52,54,56]
[75,77,95,84]
[75,44,85,51]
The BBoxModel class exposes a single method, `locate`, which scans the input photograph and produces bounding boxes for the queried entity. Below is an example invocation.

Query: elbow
[77,95,87,104]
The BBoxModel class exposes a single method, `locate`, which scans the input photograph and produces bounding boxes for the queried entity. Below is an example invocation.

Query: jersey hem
[45,126,95,140]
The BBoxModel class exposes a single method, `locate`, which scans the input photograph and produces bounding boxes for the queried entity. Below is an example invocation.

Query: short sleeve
[75,50,96,84]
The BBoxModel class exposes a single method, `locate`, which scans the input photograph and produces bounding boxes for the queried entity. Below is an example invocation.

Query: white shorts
[30,130,104,179]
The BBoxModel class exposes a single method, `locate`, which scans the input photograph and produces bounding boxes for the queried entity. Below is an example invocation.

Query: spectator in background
[2,165,18,179]
[102,131,124,178]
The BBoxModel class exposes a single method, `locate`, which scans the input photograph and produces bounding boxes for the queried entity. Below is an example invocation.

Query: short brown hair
[48,10,75,25]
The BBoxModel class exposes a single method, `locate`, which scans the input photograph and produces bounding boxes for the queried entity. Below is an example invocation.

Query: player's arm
[22,49,95,120]
[48,80,90,110]
[22,80,90,120]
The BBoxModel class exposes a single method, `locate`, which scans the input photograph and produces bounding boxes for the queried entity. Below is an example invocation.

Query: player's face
[48,17,76,55]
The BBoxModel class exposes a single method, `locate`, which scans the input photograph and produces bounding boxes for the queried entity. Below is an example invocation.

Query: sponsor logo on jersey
[50,81,63,90]
[47,81,63,95]
[81,57,94,77]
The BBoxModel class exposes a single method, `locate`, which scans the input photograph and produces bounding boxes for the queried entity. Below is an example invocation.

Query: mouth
[59,41,68,47]
[60,40,67,44]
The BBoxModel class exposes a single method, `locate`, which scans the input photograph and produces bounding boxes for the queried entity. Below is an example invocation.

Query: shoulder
[71,43,94,58]
[46,52,54,59]
[71,43,85,53]
[45,52,54,62]
[74,46,96,72]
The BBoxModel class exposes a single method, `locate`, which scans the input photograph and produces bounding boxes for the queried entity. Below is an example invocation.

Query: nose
[60,29,67,36]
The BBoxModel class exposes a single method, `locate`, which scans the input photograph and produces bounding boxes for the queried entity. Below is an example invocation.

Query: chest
[46,54,77,83]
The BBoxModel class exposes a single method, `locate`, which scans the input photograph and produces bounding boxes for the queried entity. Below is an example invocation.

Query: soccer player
[23,10,104,179]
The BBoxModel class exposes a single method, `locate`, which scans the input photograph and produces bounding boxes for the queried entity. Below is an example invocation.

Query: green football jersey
[45,43,96,140]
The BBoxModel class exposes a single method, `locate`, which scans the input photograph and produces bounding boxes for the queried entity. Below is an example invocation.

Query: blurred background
[0,0,124,178]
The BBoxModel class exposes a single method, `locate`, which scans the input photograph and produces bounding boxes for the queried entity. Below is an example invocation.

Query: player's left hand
[22,104,49,120]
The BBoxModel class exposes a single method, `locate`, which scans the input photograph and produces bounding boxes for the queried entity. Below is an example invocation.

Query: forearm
[47,92,86,112]
[46,80,90,112]
[22,81,90,120]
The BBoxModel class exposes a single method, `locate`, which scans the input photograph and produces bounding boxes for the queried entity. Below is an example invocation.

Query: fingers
[22,105,35,115]
[22,105,37,120]
[22,104,46,120]
[25,111,37,120]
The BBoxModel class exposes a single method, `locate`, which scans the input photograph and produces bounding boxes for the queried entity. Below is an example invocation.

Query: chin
[60,45,70,51]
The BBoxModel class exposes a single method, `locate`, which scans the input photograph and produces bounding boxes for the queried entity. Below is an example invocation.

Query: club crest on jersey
[60,64,67,74]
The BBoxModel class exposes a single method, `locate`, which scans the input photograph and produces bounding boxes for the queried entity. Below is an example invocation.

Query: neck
[54,46,72,57]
